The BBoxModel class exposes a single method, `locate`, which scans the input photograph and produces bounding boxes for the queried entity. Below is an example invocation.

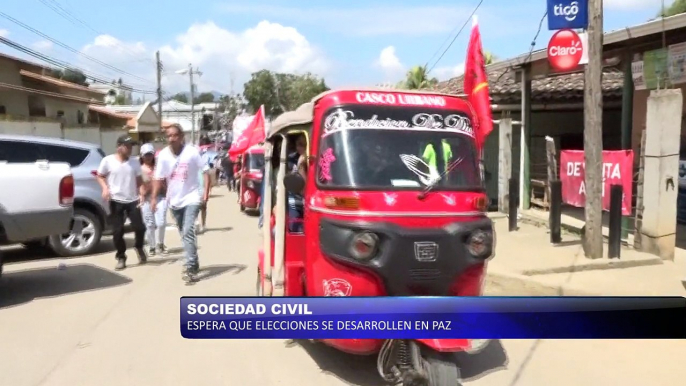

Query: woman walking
[140,143,168,255]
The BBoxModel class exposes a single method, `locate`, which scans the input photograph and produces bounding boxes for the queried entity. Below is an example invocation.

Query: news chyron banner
[181,297,686,339]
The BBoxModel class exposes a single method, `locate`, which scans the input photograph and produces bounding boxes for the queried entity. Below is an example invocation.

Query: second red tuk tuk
[238,144,265,212]
[258,88,495,386]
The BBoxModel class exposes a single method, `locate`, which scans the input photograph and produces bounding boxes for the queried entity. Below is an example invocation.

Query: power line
[424,0,483,69]
[492,10,548,86]
[0,36,157,94]
[37,0,155,65]
[427,0,484,75]
[0,10,155,84]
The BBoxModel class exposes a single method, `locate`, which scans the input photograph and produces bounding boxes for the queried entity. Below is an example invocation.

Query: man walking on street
[96,135,147,271]
[151,124,211,282]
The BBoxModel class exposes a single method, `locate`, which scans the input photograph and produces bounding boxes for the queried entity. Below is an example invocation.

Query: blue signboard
[547,0,588,30]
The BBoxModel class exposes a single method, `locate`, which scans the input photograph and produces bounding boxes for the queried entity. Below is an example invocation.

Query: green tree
[219,93,246,129]
[400,65,438,90]
[484,51,497,65]
[243,70,329,119]
[170,92,188,103]
[194,92,216,104]
[660,0,686,16]
[49,68,89,86]
[114,95,127,105]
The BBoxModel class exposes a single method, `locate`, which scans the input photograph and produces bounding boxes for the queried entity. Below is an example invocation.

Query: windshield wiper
[417,156,465,200]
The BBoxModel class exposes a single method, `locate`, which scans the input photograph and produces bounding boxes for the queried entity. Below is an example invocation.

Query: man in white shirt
[152,124,211,282]
[96,135,147,270]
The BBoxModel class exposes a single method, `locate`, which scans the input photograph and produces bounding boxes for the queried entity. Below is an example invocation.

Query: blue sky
[0,0,673,97]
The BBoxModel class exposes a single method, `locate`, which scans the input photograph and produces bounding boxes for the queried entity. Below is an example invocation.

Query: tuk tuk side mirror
[284,172,305,193]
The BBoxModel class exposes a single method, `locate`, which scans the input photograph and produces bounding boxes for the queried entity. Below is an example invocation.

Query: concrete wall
[633,84,686,162]
[0,120,62,137]
[63,126,101,145]
[0,57,30,117]
[44,99,90,126]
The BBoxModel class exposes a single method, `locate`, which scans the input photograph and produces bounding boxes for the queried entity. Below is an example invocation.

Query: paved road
[1,189,684,386]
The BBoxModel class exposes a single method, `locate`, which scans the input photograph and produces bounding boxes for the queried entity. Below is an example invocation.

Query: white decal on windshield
[323,109,474,138]
[399,154,440,186]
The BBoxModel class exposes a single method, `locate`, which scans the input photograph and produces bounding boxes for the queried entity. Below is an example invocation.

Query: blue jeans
[170,204,201,270]
[141,195,168,248]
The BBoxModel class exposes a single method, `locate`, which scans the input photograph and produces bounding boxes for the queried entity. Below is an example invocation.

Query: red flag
[463,16,493,153]
[229,105,266,160]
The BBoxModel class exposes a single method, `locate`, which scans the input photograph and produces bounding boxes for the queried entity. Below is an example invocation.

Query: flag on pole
[463,16,493,153]
[229,105,266,160]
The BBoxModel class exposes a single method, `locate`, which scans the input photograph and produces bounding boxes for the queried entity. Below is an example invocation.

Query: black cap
[116,135,137,146]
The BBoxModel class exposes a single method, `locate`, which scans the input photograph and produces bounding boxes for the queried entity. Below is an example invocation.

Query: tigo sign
[547,0,588,30]
[548,29,587,71]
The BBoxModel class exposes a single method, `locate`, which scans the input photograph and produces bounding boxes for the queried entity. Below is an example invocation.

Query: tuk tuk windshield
[317,105,482,190]
[247,153,265,171]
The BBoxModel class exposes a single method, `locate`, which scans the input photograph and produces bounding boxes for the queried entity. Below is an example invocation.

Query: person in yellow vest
[422,140,453,173]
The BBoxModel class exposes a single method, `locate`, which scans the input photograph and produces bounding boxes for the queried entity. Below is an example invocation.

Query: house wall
[484,108,623,206]
[44,99,90,126]
[0,57,30,117]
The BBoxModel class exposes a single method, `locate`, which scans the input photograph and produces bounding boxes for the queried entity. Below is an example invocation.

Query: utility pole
[583,0,604,259]
[156,51,163,132]
[184,63,202,145]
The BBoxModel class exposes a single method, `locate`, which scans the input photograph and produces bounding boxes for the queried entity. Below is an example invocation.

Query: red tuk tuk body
[238,145,265,212]
[259,89,494,386]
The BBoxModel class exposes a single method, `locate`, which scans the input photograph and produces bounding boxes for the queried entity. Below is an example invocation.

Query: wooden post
[634,129,646,251]
[621,52,634,240]
[498,118,513,213]
[545,136,558,183]
[582,0,604,259]
[519,67,532,211]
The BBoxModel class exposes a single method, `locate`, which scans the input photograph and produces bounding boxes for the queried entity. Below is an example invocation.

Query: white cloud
[375,46,404,79]
[0,29,8,37]
[432,63,466,81]
[220,4,489,37]
[605,0,673,10]
[79,21,328,95]
[31,40,54,51]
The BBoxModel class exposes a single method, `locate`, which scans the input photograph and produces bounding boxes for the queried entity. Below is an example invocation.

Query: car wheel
[48,208,103,257]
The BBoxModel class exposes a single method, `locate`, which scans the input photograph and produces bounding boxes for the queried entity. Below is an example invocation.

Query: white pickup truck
[0,161,75,277]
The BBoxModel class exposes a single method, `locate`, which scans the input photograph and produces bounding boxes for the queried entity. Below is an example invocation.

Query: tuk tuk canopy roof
[266,87,466,139]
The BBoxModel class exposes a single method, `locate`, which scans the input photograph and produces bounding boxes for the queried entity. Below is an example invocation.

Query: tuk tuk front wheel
[422,352,460,386]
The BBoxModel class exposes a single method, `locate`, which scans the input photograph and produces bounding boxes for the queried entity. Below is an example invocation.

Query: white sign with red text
[355,92,447,107]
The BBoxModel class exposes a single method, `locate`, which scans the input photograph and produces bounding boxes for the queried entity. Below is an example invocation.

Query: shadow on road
[0,263,132,310]
[287,339,509,386]
[286,339,381,386]
[195,264,247,282]
[203,226,233,233]
[2,237,156,264]
[456,339,509,381]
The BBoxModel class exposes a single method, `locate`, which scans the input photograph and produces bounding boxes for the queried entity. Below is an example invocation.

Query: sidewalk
[485,214,686,296]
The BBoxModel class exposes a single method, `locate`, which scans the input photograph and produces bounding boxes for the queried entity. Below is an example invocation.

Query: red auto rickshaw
[258,89,495,386]
[238,144,265,212]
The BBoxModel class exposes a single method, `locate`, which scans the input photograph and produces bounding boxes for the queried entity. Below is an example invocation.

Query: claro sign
[547,0,588,30]
[547,29,587,72]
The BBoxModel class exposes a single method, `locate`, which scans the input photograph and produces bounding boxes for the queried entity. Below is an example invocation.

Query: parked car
[0,161,75,276]
[0,134,126,257]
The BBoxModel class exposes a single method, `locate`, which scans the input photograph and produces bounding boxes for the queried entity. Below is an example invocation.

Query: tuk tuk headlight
[247,180,255,189]
[466,229,492,259]
[349,232,379,261]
